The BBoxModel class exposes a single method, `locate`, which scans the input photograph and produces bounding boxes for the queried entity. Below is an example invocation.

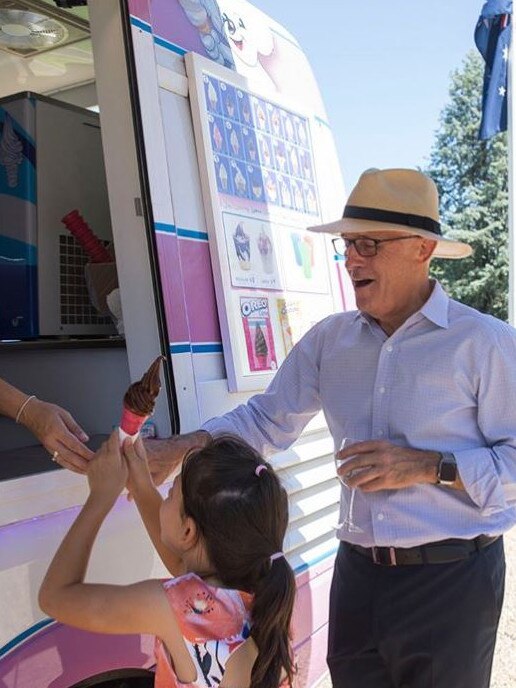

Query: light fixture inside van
[0,0,89,57]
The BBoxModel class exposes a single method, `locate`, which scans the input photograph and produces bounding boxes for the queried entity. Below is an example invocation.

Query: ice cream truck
[0,1,349,685]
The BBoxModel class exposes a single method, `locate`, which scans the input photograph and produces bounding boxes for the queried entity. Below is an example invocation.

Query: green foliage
[425,50,509,320]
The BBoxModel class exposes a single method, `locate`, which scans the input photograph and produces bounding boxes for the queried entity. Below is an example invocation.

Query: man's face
[343,230,428,325]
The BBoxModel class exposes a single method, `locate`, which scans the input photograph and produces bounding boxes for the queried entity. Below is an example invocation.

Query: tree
[425,50,509,320]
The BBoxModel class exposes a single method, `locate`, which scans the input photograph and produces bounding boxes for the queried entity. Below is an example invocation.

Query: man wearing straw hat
[103,168,516,687]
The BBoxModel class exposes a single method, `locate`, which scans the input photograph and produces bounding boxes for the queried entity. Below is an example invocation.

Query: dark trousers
[327,539,505,688]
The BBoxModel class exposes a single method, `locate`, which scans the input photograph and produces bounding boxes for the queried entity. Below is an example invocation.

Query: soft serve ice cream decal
[240,296,276,372]
[224,215,281,290]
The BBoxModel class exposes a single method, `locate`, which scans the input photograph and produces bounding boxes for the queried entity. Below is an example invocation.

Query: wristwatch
[436,452,457,486]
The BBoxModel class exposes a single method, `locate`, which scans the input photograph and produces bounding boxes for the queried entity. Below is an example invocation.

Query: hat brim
[307,218,472,260]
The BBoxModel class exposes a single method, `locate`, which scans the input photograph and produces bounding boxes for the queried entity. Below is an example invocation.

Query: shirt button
[379,386,386,394]
[377,513,385,521]
[386,345,393,352]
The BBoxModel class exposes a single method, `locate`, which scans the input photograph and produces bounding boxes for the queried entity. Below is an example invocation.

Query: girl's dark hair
[181,434,296,688]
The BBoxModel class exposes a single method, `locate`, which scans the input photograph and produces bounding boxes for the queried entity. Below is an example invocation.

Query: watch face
[439,461,457,483]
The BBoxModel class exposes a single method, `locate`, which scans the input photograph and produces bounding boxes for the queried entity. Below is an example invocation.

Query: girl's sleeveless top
[154,572,254,687]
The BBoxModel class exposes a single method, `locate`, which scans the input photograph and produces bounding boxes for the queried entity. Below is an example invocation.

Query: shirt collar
[419,280,449,329]
[353,280,450,330]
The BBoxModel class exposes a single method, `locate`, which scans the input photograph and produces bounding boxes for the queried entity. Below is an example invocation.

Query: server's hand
[20,398,94,472]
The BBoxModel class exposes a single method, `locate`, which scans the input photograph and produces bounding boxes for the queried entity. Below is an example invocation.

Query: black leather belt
[349,535,500,566]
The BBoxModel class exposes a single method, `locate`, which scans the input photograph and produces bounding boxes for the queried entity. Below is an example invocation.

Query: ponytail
[250,555,296,688]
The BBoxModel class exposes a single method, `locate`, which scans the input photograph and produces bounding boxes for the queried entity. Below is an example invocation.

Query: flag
[474,0,512,140]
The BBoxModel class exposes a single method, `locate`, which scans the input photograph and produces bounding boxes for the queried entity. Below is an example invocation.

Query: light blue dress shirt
[203,282,516,547]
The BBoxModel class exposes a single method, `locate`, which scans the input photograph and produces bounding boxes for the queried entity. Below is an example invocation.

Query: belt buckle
[372,546,397,566]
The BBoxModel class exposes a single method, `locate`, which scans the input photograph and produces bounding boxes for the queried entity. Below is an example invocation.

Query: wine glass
[334,437,363,533]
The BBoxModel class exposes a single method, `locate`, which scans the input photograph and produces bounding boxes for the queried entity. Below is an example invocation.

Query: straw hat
[308,168,472,259]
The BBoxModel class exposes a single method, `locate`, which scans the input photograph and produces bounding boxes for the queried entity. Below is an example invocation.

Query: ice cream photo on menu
[233,222,251,270]
[257,226,274,274]
[241,296,276,372]
[233,163,247,196]
[119,356,164,443]
[254,323,268,368]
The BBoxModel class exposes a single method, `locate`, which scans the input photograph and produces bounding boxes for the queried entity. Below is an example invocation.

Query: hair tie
[255,464,267,476]
[270,551,284,563]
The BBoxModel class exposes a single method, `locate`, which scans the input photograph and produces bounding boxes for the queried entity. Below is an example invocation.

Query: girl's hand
[87,431,128,505]
[123,436,154,496]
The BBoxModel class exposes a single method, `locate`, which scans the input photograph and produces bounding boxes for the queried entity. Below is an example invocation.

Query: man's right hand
[143,430,211,486]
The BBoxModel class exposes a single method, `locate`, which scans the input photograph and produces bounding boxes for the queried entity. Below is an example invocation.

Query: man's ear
[419,239,438,262]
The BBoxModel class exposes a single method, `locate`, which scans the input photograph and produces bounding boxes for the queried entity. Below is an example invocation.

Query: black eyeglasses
[332,235,421,257]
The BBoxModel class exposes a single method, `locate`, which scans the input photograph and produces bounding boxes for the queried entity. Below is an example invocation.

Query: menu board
[186,52,335,392]
[204,73,319,217]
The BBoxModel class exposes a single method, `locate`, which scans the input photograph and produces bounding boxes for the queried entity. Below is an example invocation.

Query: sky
[251,0,484,193]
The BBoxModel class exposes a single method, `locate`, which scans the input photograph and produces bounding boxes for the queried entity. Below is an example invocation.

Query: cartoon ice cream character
[233,222,251,270]
[219,161,228,191]
[254,323,269,367]
[257,226,274,274]
[230,128,240,156]
[234,165,247,195]
[178,0,234,68]
[219,3,276,91]
[207,80,218,110]
[0,114,23,188]
[213,122,224,151]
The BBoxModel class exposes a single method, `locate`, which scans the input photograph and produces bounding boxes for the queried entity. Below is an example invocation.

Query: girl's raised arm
[123,437,185,576]
[38,432,171,638]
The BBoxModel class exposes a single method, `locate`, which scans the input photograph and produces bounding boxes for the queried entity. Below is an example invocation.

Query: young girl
[39,432,296,688]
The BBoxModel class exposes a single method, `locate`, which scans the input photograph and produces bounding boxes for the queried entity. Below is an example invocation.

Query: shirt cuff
[454,447,507,515]
[201,417,236,437]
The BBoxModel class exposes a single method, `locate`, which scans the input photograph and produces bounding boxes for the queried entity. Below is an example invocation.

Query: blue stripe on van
[153,35,187,56]
[129,16,152,33]
[170,343,223,355]
[293,546,338,575]
[170,343,191,354]
[191,343,223,354]
[154,222,176,234]
[0,618,55,659]
[176,227,209,242]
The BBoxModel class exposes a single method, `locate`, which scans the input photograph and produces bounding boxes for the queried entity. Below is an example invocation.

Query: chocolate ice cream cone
[119,355,164,443]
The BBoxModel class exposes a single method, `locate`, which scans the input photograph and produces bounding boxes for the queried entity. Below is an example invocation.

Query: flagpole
[509,22,515,325]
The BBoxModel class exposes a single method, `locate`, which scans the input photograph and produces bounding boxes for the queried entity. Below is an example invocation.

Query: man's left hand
[336,440,440,492]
